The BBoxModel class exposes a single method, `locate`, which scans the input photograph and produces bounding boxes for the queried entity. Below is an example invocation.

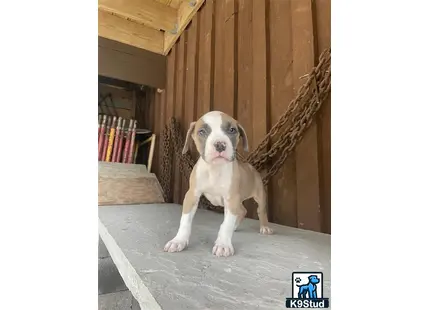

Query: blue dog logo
[296,275,320,299]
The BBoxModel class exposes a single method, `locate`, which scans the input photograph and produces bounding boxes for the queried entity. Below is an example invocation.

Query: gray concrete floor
[99,203,331,310]
[99,238,140,310]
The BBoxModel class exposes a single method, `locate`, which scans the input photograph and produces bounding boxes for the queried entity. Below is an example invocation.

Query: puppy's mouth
[211,152,233,162]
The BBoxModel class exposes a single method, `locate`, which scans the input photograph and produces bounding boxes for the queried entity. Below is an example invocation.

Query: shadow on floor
[99,238,140,310]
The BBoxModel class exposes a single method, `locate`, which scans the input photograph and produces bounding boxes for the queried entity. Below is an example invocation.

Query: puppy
[163,111,273,257]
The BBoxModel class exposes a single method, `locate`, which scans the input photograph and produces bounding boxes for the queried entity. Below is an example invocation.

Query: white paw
[163,238,188,253]
[260,226,274,235]
[212,241,235,257]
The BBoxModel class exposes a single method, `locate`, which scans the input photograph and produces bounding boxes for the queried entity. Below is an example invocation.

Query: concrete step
[98,204,331,310]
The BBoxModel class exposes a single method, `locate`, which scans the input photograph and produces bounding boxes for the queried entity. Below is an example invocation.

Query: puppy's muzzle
[214,141,226,152]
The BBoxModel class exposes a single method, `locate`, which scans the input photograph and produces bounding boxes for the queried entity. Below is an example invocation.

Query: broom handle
[122,119,133,163]
[105,116,117,162]
[112,117,122,163]
[116,118,126,162]
[98,115,107,161]
[101,116,112,162]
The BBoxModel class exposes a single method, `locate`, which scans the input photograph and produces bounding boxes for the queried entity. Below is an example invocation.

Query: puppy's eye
[198,129,206,136]
[228,127,237,134]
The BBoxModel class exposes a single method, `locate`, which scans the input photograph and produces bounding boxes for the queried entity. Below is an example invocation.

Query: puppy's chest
[195,163,233,196]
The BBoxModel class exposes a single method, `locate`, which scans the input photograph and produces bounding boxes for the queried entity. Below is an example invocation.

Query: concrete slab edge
[98,219,162,310]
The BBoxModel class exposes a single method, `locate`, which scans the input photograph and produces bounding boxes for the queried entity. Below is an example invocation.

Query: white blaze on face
[202,111,234,162]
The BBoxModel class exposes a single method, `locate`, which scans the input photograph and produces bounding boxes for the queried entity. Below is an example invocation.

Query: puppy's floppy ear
[182,121,196,154]
[237,123,249,152]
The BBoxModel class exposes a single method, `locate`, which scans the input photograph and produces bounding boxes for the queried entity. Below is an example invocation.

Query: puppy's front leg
[212,197,240,257]
[164,190,200,253]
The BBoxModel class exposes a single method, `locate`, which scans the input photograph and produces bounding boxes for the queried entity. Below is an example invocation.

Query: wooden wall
[145,0,331,234]
[99,37,166,89]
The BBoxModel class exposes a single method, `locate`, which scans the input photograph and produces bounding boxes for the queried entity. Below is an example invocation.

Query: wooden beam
[164,0,206,55]
[154,0,182,9]
[99,0,178,32]
[98,10,164,55]
[98,37,166,89]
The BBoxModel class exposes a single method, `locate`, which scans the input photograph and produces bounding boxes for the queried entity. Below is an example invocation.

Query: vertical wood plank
[183,20,199,197]
[165,46,176,202]
[237,0,256,219]
[148,89,156,130]
[251,0,269,220]
[268,0,297,228]
[174,36,187,204]
[212,0,225,111]
[157,90,167,178]
[152,90,162,177]
[315,0,331,234]
[292,0,321,232]
[222,0,237,117]
[197,0,214,117]
[194,0,214,161]
[237,0,253,154]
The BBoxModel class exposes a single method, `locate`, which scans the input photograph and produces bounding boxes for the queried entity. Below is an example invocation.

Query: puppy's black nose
[214,141,226,152]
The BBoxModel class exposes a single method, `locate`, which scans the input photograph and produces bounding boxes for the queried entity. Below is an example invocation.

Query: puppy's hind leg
[253,180,273,235]
[234,203,247,231]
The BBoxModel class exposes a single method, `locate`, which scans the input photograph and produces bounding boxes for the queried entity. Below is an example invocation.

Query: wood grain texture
[222,0,237,117]
[183,19,199,175]
[174,34,188,202]
[98,10,164,54]
[165,46,177,202]
[154,0,182,9]
[98,174,165,205]
[213,0,225,110]
[98,0,177,32]
[251,0,269,220]
[164,0,206,55]
[268,0,297,228]
[196,0,214,117]
[98,162,148,178]
[152,91,162,177]
[291,0,321,232]
[315,0,331,234]
[237,0,256,218]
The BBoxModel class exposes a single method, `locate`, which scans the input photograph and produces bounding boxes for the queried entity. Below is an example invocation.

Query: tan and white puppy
[163,111,273,257]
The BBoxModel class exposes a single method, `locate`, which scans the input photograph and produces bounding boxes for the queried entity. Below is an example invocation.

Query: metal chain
[158,48,331,211]
[159,123,173,202]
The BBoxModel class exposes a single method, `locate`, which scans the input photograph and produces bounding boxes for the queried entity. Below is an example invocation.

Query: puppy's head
[182,111,249,164]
